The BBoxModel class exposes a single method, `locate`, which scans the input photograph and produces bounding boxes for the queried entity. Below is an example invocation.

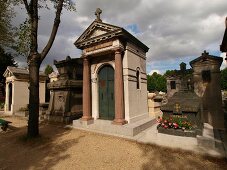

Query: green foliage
[15,19,31,57]
[147,72,167,92]
[164,70,177,77]
[0,46,18,84]
[221,68,227,90]
[44,65,54,75]
[0,0,15,47]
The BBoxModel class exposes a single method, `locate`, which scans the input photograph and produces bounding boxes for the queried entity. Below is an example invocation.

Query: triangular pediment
[190,53,223,67]
[75,21,122,45]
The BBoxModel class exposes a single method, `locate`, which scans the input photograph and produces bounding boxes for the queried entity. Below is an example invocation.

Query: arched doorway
[98,65,115,120]
[8,83,12,111]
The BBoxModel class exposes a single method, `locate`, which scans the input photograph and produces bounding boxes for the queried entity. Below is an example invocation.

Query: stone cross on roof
[202,50,209,57]
[95,8,102,22]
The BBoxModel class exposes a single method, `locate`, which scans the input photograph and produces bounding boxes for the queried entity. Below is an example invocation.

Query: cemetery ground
[0,114,227,170]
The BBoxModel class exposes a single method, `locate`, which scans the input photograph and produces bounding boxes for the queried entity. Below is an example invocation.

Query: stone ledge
[73,117,156,137]
[158,127,197,137]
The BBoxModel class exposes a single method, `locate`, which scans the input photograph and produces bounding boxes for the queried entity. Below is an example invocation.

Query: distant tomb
[165,62,193,98]
[46,56,83,123]
[3,66,46,115]
[190,51,224,130]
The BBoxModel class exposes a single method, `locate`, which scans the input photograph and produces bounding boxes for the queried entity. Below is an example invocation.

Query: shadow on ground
[137,142,227,170]
[0,120,85,170]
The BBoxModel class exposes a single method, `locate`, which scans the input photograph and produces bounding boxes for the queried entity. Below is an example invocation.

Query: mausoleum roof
[74,19,149,52]
[3,66,46,80]
[190,51,223,67]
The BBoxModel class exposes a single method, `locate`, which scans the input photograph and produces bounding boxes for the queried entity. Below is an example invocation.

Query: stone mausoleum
[190,51,224,130]
[73,9,152,135]
[3,66,46,115]
[74,9,149,124]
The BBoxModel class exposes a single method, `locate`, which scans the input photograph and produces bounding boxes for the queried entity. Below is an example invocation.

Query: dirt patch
[0,115,227,170]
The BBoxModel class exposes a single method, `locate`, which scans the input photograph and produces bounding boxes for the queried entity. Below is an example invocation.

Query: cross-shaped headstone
[95,8,102,22]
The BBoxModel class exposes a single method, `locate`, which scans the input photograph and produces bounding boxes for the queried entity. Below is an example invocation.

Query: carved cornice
[74,21,149,52]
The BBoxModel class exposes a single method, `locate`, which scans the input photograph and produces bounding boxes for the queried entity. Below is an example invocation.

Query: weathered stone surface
[46,57,83,124]
[158,127,197,137]
[190,51,224,130]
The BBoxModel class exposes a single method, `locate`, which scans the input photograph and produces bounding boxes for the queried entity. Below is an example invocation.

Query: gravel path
[0,115,227,170]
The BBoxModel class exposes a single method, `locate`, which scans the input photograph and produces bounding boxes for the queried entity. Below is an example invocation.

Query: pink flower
[174,123,179,128]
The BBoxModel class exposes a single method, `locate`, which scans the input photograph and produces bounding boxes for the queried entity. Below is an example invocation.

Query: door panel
[99,66,115,120]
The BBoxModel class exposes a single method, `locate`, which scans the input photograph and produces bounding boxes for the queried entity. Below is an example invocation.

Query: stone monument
[160,64,202,137]
[166,62,193,98]
[46,56,83,123]
[190,51,224,130]
[73,9,154,137]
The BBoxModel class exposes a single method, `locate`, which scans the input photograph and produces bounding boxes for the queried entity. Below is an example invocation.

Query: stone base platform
[158,127,197,137]
[46,112,83,124]
[73,117,156,137]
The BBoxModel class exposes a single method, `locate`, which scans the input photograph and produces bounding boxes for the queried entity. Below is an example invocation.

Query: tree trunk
[27,55,41,138]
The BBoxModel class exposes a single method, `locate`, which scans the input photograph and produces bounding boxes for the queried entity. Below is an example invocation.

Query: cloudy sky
[13,0,227,74]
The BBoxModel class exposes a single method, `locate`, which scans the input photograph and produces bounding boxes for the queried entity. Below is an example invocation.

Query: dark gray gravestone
[160,67,203,137]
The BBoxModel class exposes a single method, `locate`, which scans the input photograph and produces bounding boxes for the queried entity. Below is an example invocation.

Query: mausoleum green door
[98,65,115,120]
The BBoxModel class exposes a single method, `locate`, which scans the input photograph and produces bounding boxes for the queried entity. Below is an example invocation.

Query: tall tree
[13,0,75,138]
[0,46,18,84]
[0,0,15,47]
[147,72,167,92]
[0,46,17,101]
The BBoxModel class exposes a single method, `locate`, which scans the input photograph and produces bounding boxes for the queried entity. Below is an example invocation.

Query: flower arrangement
[157,116,193,130]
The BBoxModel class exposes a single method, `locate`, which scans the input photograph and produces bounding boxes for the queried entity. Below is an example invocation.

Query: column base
[81,116,93,121]
[112,118,127,125]
[80,117,94,125]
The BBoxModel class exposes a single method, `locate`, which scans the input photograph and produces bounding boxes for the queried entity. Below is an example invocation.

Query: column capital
[113,47,124,54]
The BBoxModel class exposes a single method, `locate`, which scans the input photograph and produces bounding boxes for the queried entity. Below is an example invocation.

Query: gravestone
[160,65,202,137]
[46,56,83,123]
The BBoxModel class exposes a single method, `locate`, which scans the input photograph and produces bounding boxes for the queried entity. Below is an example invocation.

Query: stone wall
[123,42,148,123]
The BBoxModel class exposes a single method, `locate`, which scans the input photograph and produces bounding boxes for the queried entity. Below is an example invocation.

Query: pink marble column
[82,57,93,121]
[113,49,127,125]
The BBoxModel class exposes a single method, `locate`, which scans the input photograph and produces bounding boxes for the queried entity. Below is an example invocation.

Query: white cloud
[12,0,227,73]
[149,69,161,75]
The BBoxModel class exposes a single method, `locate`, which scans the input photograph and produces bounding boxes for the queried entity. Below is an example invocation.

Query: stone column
[81,57,93,121]
[113,49,127,125]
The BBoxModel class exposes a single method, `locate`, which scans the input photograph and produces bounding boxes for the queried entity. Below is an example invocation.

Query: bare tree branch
[40,0,64,61]
[22,0,30,14]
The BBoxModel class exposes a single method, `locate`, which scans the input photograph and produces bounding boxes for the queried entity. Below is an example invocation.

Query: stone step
[125,117,157,136]
[73,117,156,137]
